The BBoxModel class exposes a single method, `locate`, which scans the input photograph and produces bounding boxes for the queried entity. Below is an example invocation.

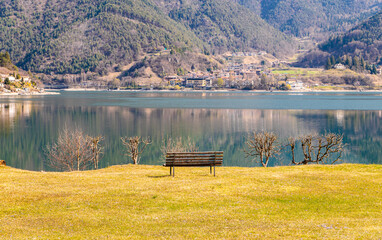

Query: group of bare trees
[45,128,153,171]
[45,128,104,171]
[45,128,198,171]
[46,127,345,171]
[244,131,345,167]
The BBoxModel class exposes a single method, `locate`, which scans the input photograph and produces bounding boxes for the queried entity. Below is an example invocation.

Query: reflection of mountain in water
[1,99,382,171]
[0,102,33,133]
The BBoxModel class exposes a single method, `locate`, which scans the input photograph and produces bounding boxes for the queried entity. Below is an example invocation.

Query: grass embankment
[1,164,382,239]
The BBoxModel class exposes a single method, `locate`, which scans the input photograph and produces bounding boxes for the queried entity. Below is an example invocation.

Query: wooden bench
[164,151,223,177]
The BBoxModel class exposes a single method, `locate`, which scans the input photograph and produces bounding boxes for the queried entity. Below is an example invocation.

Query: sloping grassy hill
[1,164,381,239]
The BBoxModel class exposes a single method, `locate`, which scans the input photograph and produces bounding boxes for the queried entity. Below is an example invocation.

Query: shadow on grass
[147,175,171,178]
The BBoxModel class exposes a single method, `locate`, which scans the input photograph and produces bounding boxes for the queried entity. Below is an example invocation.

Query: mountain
[0,0,295,77]
[153,0,295,57]
[295,11,382,72]
[236,0,382,40]
[0,0,206,76]
[319,11,382,63]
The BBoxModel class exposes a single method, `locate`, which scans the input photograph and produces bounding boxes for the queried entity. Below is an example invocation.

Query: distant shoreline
[57,87,382,93]
[0,91,60,96]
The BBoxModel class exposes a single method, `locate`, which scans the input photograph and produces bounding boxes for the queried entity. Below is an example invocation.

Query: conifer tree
[331,55,336,65]
[326,57,332,70]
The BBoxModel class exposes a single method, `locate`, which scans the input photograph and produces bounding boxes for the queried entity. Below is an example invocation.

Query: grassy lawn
[1,164,382,239]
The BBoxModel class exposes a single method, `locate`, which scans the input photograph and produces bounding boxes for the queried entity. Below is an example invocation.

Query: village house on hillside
[334,63,346,70]
[286,80,305,90]
[164,75,182,86]
[185,76,211,88]
[159,60,268,89]
[0,73,31,83]
[0,72,40,94]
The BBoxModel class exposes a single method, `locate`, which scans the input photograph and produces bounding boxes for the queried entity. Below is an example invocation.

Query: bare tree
[88,136,104,169]
[121,136,151,165]
[244,131,281,167]
[288,133,345,165]
[45,128,102,171]
[160,136,198,160]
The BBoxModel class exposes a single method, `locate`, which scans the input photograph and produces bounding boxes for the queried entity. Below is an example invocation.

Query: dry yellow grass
[1,164,382,239]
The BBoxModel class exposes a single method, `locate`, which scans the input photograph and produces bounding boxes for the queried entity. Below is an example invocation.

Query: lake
[1,91,382,171]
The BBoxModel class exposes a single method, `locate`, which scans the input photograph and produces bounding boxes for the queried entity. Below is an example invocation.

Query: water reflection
[0,93,382,171]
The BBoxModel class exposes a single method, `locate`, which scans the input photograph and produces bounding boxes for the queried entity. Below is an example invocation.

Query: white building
[286,80,305,90]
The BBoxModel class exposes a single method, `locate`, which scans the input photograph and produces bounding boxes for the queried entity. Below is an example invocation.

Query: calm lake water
[1,91,382,171]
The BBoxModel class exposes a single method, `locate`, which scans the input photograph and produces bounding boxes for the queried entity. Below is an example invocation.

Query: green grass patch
[271,68,363,79]
[1,164,382,239]
[272,68,322,76]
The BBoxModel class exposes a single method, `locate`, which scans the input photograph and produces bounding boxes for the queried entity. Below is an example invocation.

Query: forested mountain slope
[0,0,206,75]
[319,11,382,63]
[295,11,382,71]
[236,0,382,40]
[0,0,294,77]
[153,0,295,57]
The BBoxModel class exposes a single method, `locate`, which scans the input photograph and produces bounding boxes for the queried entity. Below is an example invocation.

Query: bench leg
[214,166,216,177]
[170,167,172,176]
[173,167,175,177]
[210,166,212,174]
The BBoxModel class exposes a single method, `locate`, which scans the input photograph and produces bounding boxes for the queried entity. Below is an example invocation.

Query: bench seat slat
[165,164,222,167]
[167,157,223,161]
[166,154,223,157]
[166,156,223,160]
[166,158,223,161]
[167,157,220,158]
[167,152,223,154]
[165,162,222,165]
[167,153,223,155]
[166,159,223,162]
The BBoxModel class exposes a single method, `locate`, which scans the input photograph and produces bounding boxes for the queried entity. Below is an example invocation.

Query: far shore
[0,91,60,96]
[58,87,382,93]
[2,87,381,96]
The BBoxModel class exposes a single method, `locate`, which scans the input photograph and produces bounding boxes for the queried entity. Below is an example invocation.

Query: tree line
[244,131,345,167]
[45,128,344,171]
[45,127,199,171]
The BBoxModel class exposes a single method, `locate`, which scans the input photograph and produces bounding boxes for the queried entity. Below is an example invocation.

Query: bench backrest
[165,151,223,166]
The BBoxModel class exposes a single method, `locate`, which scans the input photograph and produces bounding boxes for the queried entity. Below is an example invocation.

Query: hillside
[0,0,206,76]
[236,0,382,40]
[0,0,294,79]
[319,11,382,64]
[154,0,295,57]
